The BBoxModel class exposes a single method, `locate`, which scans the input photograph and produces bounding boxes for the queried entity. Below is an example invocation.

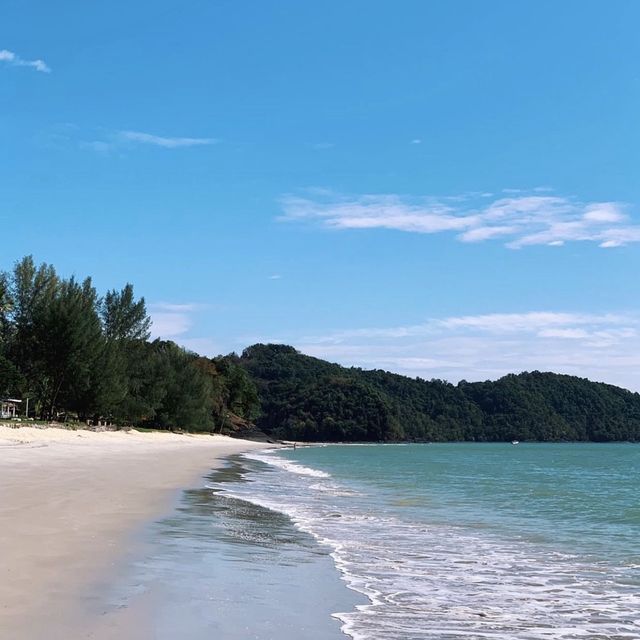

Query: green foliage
[35,276,104,418]
[4,256,59,401]
[461,372,640,442]
[211,354,260,422]
[148,341,214,431]
[0,354,24,397]
[240,344,640,442]
[110,339,165,424]
[101,284,151,341]
[0,257,239,431]
[2,256,639,441]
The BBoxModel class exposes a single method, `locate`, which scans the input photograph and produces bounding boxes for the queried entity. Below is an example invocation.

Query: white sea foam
[215,450,640,640]
[309,481,361,497]
[243,450,331,478]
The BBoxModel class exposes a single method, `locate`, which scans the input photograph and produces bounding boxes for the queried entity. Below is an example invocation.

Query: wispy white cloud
[245,311,640,391]
[279,190,640,249]
[149,303,202,338]
[150,312,192,338]
[74,129,218,153]
[268,274,282,280]
[437,311,628,334]
[410,139,422,144]
[0,49,50,73]
[152,303,201,313]
[149,303,219,356]
[118,131,217,148]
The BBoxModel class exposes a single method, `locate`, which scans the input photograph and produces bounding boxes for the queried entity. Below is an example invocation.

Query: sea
[107,443,640,639]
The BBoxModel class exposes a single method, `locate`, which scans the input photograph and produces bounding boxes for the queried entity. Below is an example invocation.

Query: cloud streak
[149,303,202,338]
[0,49,50,73]
[150,314,192,338]
[118,131,218,148]
[149,303,219,356]
[279,190,640,248]
[246,311,640,391]
[77,130,218,153]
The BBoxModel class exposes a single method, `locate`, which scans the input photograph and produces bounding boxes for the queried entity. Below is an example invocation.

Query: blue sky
[2,1,640,388]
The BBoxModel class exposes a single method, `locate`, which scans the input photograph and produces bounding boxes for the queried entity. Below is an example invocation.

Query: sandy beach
[0,425,271,639]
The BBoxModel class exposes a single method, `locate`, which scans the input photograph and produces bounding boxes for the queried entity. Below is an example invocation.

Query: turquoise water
[222,443,640,639]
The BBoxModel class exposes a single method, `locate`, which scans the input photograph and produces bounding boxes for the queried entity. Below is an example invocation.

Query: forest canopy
[2,257,639,442]
[0,257,258,430]
[239,345,640,443]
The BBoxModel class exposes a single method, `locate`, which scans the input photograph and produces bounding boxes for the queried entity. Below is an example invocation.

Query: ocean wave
[215,450,640,640]
[243,450,331,478]
[309,482,361,497]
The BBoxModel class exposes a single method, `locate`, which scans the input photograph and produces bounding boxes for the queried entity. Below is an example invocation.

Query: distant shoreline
[1,424,637,445]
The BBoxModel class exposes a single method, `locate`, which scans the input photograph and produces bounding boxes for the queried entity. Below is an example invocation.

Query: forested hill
[239,344,640,442]
[2,257,640,442]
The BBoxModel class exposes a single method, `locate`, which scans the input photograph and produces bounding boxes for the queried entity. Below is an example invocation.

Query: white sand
[0,426,272,639]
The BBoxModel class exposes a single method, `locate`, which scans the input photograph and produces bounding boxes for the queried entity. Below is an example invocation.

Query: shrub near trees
[0,257,259,430]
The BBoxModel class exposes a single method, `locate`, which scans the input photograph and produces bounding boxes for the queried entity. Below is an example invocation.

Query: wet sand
[0,426,271,639]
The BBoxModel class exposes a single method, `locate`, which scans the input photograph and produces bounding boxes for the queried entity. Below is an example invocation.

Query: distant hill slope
[240,344,640,442]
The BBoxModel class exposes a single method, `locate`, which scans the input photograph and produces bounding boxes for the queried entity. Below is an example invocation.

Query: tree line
[0,257,258,430]
[240,344,640,442]
[2,257,640,441]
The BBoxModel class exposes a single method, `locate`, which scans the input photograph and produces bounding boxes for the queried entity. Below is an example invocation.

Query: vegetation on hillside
[2,257,639,442]
[240,344,640,442]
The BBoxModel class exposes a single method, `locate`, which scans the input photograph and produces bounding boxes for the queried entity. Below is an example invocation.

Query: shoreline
[91,450,361,640]
[0,425,272,640]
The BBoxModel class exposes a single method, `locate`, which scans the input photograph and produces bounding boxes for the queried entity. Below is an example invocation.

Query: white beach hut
[1,398,22,419]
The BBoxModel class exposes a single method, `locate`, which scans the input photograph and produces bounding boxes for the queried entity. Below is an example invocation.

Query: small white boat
[511,440,519,445]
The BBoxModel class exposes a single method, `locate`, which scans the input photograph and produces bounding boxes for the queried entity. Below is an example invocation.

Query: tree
[98,284,152,421]
[4,257,59,405]
[150,341,214,431]
[101,284,151,341]
[35,277,104,419]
